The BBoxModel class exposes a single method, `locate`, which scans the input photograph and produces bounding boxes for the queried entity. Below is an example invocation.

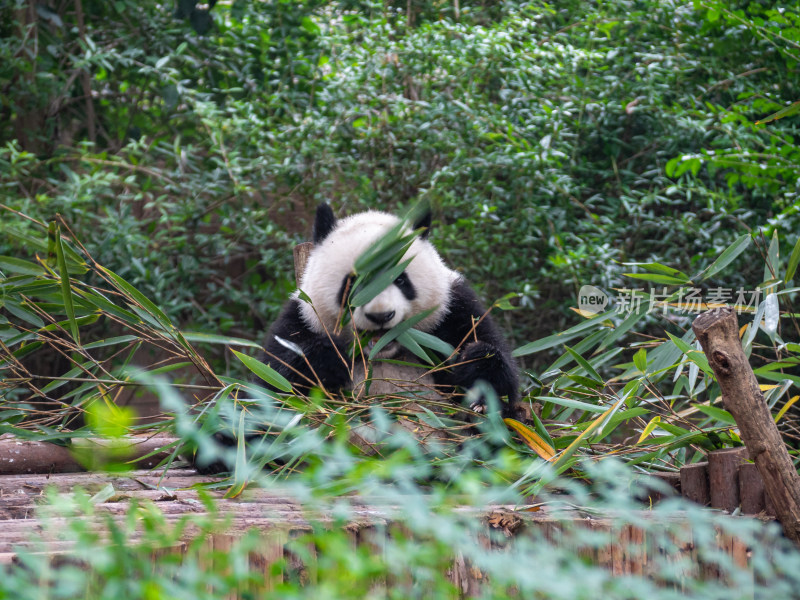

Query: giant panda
[260,203,519,416]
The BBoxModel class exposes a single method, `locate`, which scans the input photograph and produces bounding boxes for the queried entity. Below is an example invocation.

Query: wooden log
[0,437,81,474]
[738,462,766,515]
[708,447,748,512]
[693,308,800,545]
[0,435,179,475]
[680,462,710,506]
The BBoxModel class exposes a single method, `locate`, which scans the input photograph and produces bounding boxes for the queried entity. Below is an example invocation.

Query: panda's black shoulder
[264,298,307,339]
[429,278,508,349]
[261,298,332,361]
[260,297,351,393]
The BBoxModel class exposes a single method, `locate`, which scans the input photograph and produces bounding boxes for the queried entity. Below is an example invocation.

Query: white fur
[296,210,460,338]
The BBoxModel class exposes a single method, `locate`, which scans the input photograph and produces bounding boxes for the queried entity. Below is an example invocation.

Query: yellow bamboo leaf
[504,418,555,461]
[775,395,799,424]
[569,307,599,319]
[760,384,780,391]
[637,415,661,444]
[551,397,625,473]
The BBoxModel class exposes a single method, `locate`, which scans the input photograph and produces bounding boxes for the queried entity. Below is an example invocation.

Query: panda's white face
[296,210,459,343]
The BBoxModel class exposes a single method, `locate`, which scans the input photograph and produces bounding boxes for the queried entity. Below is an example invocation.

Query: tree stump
[708,447,748,512]
[739,462,766,515]
[693,308,800,544]
[680,462,710,506]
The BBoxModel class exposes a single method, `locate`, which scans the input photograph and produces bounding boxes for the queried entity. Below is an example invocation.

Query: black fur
[413,210,432,239]
[427,279,519,417]
[393,272,416,301]
[336,274,355,307]
[313,204,337,243]
[261,299,350,393]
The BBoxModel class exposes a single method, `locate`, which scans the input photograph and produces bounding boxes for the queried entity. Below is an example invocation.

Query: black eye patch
[394,271,417,301]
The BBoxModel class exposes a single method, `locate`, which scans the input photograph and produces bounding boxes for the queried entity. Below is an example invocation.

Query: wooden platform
[0,468,753,581]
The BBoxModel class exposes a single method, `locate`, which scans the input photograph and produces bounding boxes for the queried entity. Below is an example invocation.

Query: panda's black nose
[365,310,396,325]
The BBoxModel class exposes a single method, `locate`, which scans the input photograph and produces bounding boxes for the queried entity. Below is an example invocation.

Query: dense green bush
[3,1,800,595]
[2,0,798,363]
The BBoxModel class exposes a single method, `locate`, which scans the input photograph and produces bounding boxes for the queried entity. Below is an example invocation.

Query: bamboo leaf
[564,345,602,382]
[693,403,736,425]
[83,335,141,350]
[666,332,712,375]
[53,224,79,345]
[694,234,751,282]
[368,308,436,360]
[403,328,455,357]
[764,229,780,285]
[756,99,800,125]
[623,273,689,285]
[77,288,139,323]
[566,374,605,390]
[182,332,263,349]
[0,256,46,276]
[785,236,800,283]
[350,257,413,307]
[3,299,45,328]
[633,348,647,373]
[231,349,293,393]
[621,262,690,281]
[597,302,649,352]
[224,410,251,498]
[504,418,555,460]
[637,415,661,444]
[551,397,625,474]
[513,309,615,357]
[763,292,779,342]
[775,395,799,423]
[98,265,173,330]
[396,330,433,364]
[533,396,607,413]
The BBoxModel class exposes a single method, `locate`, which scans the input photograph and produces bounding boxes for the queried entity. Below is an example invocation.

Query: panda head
[297,204,459,340]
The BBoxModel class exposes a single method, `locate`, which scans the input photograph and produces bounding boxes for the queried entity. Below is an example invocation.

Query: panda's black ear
[313,204,337,243]
[413,209,432,239]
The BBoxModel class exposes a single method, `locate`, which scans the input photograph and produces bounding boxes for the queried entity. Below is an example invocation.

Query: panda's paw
[187,431,237,475]
[469,399,487,414]
[454,341,517,416]
[455,341,499,381]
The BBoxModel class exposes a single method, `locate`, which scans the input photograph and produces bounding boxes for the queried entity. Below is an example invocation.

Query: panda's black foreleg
[452,340,519,418]
[288,334,352,393]
[426,279,520,418]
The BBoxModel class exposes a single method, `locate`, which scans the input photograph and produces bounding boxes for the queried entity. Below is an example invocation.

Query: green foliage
[521,226,800,470]
[1,167,800,599]
[2,0,798,360]
[2,0,800,593]
[3,447,800,598]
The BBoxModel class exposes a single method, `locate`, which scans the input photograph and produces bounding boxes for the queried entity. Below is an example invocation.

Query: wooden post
[693,308,800,544]
[644,472,680,504]
[293,242,314,287]
[680,462,710,506]
[739,462,766,515]
[708,447,748,512]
